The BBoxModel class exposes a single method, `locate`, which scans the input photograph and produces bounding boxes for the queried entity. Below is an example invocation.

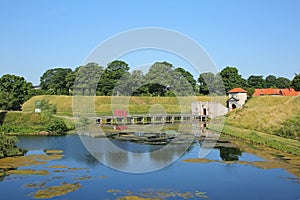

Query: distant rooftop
[253,88,300,96]
[228,88,247,93]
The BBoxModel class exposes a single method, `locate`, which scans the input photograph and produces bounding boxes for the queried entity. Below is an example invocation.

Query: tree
[220,67,246,92]
[175,67,197,92]
[144,62,194,96]
[247,75,265,88]
[40,68,72,95]
[97,60,130,96]
[291,73,300,91]
[275,77,291,88]
[114,70,146,96]
[265,75,277,88]
[73,63,104,95]
[0,74,33,110]
[198,72,225,95]
[198,72,215,95]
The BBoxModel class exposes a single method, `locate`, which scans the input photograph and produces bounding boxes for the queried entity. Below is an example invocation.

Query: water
[0,134,299,199]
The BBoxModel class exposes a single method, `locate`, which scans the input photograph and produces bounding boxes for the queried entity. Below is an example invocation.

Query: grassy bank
[22,95,217,116]
[19,95,300,156]
[225,96,300,140]
[209,125,300,156]
[0,112,74,135]
[209,96,300,155]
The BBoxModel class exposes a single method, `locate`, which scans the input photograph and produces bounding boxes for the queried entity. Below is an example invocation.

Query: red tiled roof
[253,88,300,96]
[253,88,280,96]
[228,88,247,93]
[280,88,300,96]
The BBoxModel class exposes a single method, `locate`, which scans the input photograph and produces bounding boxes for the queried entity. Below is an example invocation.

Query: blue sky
[0,0,300,85]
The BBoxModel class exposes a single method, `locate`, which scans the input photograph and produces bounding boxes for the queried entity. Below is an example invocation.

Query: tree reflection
[216,146,242,161]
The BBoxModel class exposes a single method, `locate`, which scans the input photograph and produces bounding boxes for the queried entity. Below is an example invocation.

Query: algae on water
[33,182,81,199]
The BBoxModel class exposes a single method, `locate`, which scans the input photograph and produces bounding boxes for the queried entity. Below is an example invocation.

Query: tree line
[0,60,300,110]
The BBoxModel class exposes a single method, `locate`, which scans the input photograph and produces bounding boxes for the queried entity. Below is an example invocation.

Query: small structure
[35,101,42,113]
[191,101,228,118]
[253,88,300,96]
[191,102,208,116]
[33,85,41,90]
[227,88,248,111]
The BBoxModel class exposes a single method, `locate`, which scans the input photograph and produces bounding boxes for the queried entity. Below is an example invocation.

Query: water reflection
[80,136,190,173]
[10,133,300,200]
[16,135,99,167]
[216,146,242,161]
[79,120,219,173]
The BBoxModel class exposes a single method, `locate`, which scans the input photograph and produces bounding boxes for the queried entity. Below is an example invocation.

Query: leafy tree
[265,75,277,88]
[73,63,104,95]
[0,74,33,110]
[143,62,173,96]
[291,73,300,91]
[275,77,291,88]
[220,67,246,92]
[198,72,215,95]
[247,75,266,88]
[143,62,194,96]
[175,67,197,92]
[198,72,225,95]
[29,88,45,96]
[65,70,77,95]
[97,60,129,96]
[114,70,146,96]
[40,68,72,95]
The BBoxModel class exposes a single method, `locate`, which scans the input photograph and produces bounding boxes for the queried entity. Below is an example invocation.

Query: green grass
[208,96,300,155]
[0,112,74,135]
[16,95,300,155]
[22,95,215,116]
[209,125,300,156]
[225,96,300,139]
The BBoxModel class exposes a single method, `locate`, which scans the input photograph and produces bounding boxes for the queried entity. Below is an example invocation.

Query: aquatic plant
[33,182,81,199]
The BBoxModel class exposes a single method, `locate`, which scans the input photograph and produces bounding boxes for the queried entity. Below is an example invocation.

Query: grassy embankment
[22,95,215,116]
[210,96,300,156]
[0,111,75,135]
[4,95,300,156]
[1,95,215,135]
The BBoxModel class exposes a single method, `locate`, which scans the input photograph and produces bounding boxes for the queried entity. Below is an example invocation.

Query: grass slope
[226,96,300,139]
[22,95,216,116]
[19,95,300,155]
[208,96,300,155]
[0,112,74,134]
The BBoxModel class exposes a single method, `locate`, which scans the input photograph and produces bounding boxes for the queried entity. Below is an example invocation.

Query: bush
[76,117,90,127]
[45,117,67,135]
[0,133,22,158]
[38,99,57,114]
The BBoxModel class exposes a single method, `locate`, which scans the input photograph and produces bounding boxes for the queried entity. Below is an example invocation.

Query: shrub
[76,117,90,127]
[45,117,67,135]
[0,133,22,158]
[38,99,57,114]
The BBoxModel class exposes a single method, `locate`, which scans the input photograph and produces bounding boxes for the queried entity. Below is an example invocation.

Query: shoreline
[208,125,300,156]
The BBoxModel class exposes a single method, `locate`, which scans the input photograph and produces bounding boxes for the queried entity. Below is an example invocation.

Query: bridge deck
[95,114,208,125]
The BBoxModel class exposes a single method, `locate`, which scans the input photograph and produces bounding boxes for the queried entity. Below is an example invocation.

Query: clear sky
[0,0,300,85]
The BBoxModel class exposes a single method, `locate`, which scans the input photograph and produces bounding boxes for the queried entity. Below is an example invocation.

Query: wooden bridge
[95,114,208,125]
